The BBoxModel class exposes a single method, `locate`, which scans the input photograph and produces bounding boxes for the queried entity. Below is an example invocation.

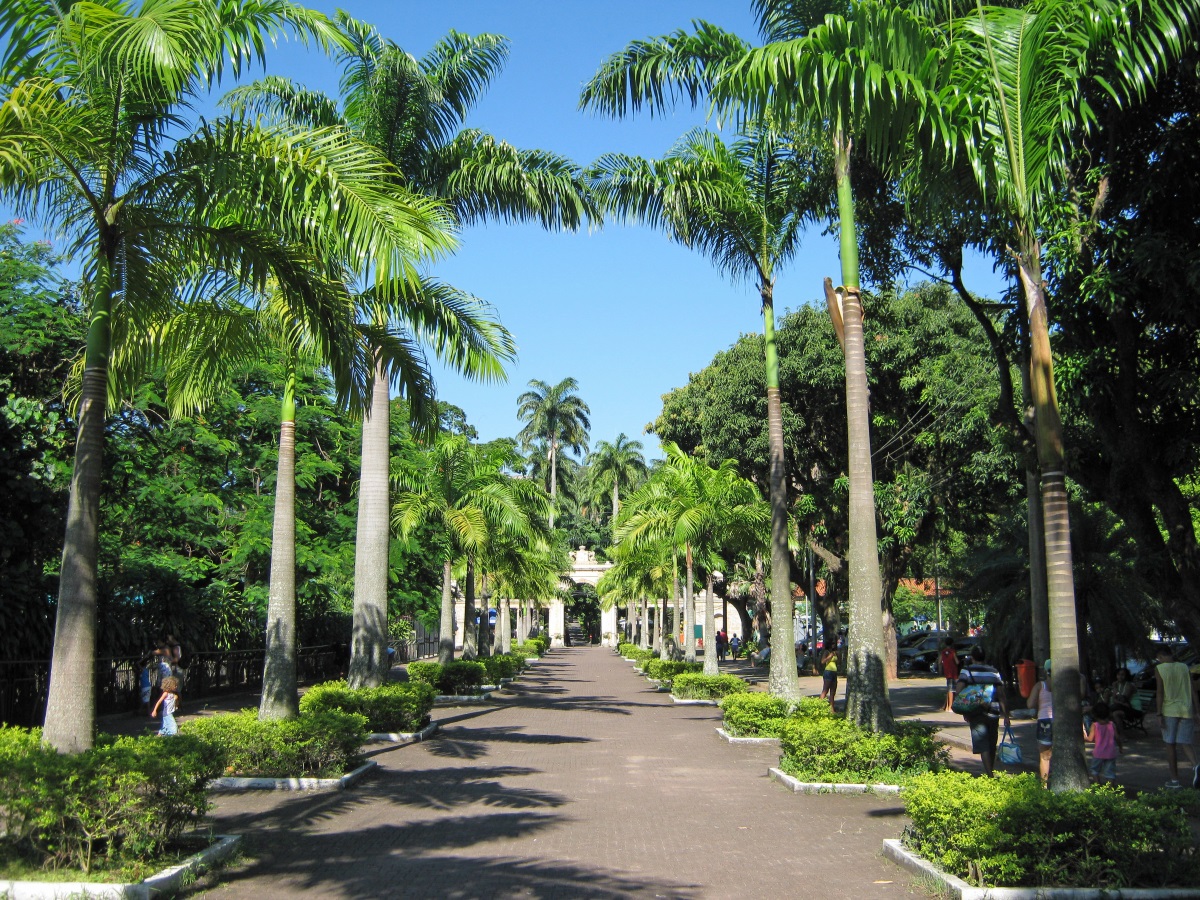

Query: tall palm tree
[0,0,456,751]
[517,377,591,529]
[588,433,648,521]
[486,536,566,653]
[617,443,767,673]
[920,0,1200,789]
[229,19,596,687]
[583,124,813,697]
[393,434,550,664]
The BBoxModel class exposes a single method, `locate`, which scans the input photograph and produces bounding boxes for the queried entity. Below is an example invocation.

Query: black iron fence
[0,645,342,728]
[393,619,439,662]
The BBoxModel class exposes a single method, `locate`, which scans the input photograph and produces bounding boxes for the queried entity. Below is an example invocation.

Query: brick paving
[204,645,919,899]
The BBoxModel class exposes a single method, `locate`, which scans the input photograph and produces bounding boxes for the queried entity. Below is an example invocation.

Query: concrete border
[433,692,493,705]
[670,696,719,706]
[366,721,440,744]
[715,727,780,746]
[210,760,377,792]
[768,767,902,795]
[0,833,242,899]
[882,839,1200,899]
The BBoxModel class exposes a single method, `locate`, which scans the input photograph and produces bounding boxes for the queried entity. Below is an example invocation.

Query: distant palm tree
[588,433,648,521]
[0,0,455,750]
[227,18,595,688]
[394,435,550,663]
[517,377,591,529]
[582,124,813,697]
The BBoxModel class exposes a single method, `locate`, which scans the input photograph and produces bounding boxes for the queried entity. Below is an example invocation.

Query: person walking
[939,637,960,712]
[1085,701,1123,785]
[1154,645,1200,788]
[819,646,839,714]
[1026,660,1054,786]
[152,675,181,736]
[955,646,1010,777]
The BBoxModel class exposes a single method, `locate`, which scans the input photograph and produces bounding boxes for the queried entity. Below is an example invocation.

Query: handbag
[952,683,994,715]
[998,726,1023,765]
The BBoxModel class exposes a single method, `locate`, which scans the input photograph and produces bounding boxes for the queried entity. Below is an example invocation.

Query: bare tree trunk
[349,363,390,688]
[703,572,718,675]
[500,597,512,653]
[43,271,112,752]
[438,560,455,665]
[684,545,696,663]
[260,370,300,721]
[1019,245,1088,791]
[640,597,649,650]
[463,557,478,660]
[673,562,682,660]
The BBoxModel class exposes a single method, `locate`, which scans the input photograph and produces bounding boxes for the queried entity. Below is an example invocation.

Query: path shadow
[423,726,594,761]
[222,832,702,899]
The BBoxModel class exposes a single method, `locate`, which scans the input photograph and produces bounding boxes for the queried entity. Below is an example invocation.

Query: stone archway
[547,547,612,648]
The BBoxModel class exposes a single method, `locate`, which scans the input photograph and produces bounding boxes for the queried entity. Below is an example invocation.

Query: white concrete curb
[715,727,780,745]
[433,691,494,704]
[210,760,377,792]
[366,721,440,744]
[0,833,242,899]
[670,696,719,706]
[768,767,902,795]
[882,839,1200,898]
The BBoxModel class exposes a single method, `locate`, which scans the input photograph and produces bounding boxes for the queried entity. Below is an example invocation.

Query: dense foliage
[778,717,948,785]
[670,673,749,699]
[0,726,223,874]
[719,693,832,738]
[903,772,1200,888]
[180,709,367,778]
[298,680,435,733]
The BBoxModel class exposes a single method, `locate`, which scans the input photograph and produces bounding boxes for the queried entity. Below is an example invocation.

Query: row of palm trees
[1,3,598,751]
[578,0,1199,791]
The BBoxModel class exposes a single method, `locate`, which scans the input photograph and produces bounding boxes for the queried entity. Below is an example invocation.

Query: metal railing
[0,645,343,728]
[392,619,439,662]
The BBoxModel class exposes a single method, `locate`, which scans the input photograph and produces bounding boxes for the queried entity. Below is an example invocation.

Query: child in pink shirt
[1085,702,1123,784]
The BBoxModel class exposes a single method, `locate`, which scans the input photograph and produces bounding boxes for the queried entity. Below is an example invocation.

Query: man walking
[1154,645,1200,788]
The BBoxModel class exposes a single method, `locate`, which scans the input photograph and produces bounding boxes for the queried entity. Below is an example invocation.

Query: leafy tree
[587,432,648,523]
[0,0,456,750]
[517,377,591,529]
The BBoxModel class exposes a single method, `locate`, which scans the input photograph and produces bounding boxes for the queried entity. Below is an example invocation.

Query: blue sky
[9,1,1008,459]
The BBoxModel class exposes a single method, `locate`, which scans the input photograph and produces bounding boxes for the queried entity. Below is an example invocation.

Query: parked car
[898,632,951,671]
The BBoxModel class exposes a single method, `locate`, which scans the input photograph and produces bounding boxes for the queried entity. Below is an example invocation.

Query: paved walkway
[204,645,916,899]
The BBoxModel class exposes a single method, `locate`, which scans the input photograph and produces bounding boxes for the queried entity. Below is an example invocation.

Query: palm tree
[517,377,592,529]
[588,433,648,521]
[394,434,550,664]
[920,0,1200,790]
[487,536,566,653]
[617,443,767,673]
[0,0,456,751]
[597,545,672,651]
[229,19,595,687]
[582,124,813,697]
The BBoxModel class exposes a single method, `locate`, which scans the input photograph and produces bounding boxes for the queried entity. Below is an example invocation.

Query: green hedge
[299,680,435,733]
[406,661,442,687]
[513,636,549,657]
[778,716,948,785]
[0,726,223,874]
[719,694,831,737]
[644,659,702,684]
[671,673,749,700]
[439,660,487,694]
[181,709,366,778]
[482,654,519,683]
[904,772,1200,889]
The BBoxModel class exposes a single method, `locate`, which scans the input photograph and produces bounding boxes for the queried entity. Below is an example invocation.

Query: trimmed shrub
[439,660,487,694]
[903,772,1200,889]
[300,680,435,733]
[671,673,750,700]
[643,659,702,684]
[778,717,948,785]
[513,639,548,658]
[505,651,529,673]
[406,661,442,687]
[482,654,517,683]
[0,725,224,874]
[181,708,367,778]
[719,694,831,737]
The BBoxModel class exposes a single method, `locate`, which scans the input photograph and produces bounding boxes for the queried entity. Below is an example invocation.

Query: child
[1085,701,1123,784]
[152,675,180,736]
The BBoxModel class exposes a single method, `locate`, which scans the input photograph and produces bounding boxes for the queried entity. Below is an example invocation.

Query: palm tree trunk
[42,267,113,752]
[463,557,478,659]
[640,597,649,650]
[500,597,511,653]
[703,571,718,675]
[1019,332,1052,670]
[832,140,893,732]
[654,600,663,656]
[684,545,696,663]
[763,284,801,699]
[612,482,619,522]
[260,367,300,721]
[349,362,391,688]
[438,559,455,664]
[1018,241,1088,791]
[549,440,557,530]
[673,562,682,660]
